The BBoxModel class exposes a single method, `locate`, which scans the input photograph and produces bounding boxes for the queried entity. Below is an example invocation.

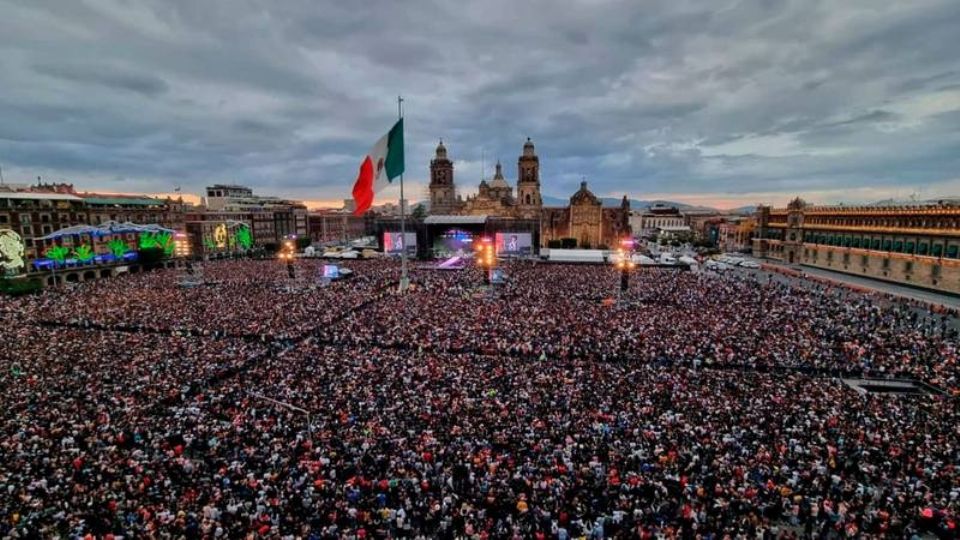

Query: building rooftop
[81,196,165,206]
[424,215,489,225]
[0,192,83,201]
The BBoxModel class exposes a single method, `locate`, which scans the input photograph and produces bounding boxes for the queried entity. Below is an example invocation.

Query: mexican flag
[352,119,404,216]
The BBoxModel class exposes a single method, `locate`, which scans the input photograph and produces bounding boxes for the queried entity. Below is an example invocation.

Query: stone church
[427,138,630,248]
[429,138,542,220]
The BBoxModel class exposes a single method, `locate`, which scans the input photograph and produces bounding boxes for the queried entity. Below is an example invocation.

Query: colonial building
[754,198,960,294]
[426,139,629,249]
[629,203,690,239]
[308,209,371,245]
[0,182,186,262]
[540,183,631,249]
[428,138,543,220]
[187,184,309,253]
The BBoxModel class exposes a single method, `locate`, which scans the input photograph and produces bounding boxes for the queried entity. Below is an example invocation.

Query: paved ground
[778,263,960,310]
[727,255,958,306]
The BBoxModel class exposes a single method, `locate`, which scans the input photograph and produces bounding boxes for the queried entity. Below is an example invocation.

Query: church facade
[429,138,542,220]
[427,139,630,249]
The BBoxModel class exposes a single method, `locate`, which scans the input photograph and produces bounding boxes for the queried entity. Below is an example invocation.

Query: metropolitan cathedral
[427,138,631,249]
[428,137,543,220]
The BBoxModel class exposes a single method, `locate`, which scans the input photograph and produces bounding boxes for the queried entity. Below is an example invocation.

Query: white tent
[544,249,606,263]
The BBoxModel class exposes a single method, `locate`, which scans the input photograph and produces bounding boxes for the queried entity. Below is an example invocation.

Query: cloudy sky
[1,0,959,209]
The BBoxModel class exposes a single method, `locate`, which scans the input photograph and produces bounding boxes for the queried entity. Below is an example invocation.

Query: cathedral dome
[570,181,601,206]
[435,139,447,159]
[490,161,510,189]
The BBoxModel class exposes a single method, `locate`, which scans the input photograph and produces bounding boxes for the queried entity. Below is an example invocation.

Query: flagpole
[397,95,410,293]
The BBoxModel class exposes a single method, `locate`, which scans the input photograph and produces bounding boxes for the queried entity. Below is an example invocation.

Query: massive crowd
[1,258,958,538]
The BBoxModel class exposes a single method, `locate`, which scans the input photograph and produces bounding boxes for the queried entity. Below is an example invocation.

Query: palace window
[905,241,915,254]
[904,261,913,273]
[932,244,943,257]
[947,245,959,259]
[893,240,903,252]
[918,243,929,256]
[861,254,869,266]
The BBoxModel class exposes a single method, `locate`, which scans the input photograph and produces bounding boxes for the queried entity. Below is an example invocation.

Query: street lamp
[476,237,496,285]
[279,238,297,278]
[616,238,636,296]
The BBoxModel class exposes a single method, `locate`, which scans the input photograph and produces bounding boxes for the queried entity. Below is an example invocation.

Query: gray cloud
[33,62,170,96]
[0,0,958,206]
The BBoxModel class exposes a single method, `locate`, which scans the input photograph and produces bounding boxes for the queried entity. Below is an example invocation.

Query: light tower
[615,238,636,295]
[476,236,496,285]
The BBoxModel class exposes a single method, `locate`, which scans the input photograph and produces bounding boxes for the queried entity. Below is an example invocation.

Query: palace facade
[754,198,960,294]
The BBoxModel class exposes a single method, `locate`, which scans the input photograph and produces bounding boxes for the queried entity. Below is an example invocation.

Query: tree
[0,277,43,296]
[411,204,427,220]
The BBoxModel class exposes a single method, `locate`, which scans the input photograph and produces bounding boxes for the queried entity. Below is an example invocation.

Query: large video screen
[384,232,417,255]
[495,232,533,255]
[433,229,474,255]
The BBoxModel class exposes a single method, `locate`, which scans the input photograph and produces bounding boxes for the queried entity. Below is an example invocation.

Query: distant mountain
[424,194,754,214]
[543,194,720,212]
[726,205,757,215]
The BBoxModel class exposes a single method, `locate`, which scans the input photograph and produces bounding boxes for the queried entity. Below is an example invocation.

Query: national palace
[754,197,960,294]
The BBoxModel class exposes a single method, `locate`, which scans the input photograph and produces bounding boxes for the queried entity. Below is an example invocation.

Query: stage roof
[424,215,489,225]
[82,196,165,206]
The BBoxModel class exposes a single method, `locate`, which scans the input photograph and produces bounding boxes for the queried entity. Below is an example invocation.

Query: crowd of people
[328,264,960,393]
[1,258,958,538]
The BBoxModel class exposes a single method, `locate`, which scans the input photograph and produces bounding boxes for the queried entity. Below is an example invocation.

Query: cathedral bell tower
[516,137,542,212]
[429,140,456,214]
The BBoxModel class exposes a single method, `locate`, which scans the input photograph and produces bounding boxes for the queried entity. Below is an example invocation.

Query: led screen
[384,232,417,255]
[495,232,532,255]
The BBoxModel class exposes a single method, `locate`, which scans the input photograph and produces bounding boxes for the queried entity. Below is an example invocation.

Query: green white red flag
[352,119,404,216]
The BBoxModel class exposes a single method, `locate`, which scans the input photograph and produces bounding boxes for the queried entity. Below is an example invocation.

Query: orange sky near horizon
[106,183,952,213]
